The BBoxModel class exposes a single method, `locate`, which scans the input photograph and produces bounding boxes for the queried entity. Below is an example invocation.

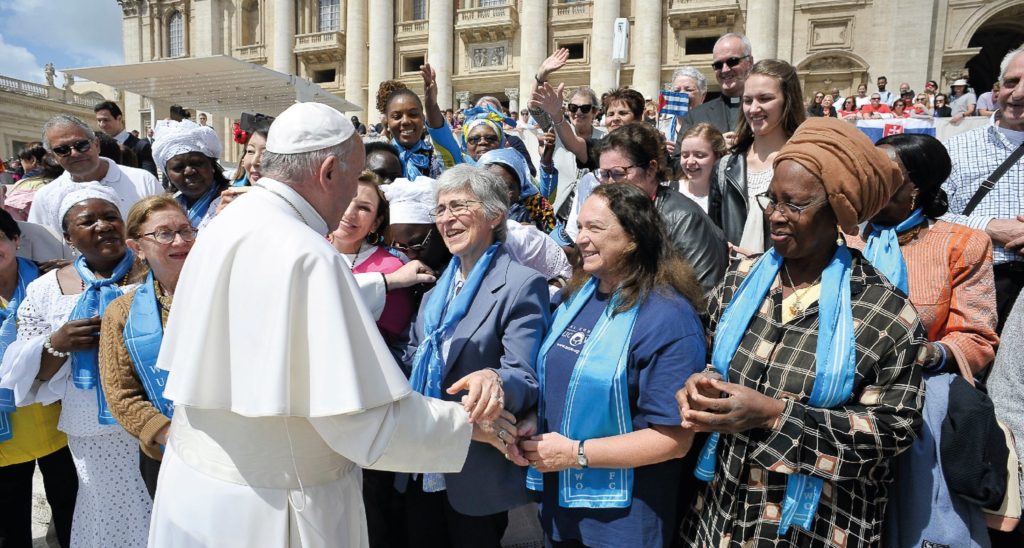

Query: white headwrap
[152,119,222,175]
[382,177,437,225]
[57,185,122,229]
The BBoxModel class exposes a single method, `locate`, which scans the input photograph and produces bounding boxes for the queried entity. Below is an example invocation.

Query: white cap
[952,79,968,87]
[58,185,121,227]
[382,177,437,225]
[266,102,354,154]
[151,119,222,175]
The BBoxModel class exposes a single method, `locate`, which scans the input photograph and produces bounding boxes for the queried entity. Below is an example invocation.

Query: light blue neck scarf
[695,246,857,534]
[392,138,432,181]
[863,208,926,295]
[526,278,639,508]
[122,273,173,419]
[410,242,500,492]
[176,184,220,227]
[69,250,135,425]
[0,258,41,442]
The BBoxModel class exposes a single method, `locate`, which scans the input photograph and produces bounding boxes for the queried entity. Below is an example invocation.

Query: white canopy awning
[63,55,358,118]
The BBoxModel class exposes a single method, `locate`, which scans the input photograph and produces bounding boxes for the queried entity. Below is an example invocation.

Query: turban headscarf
[152,120,223,176]
[58,185,122,228]
[773,117,903,237]
[460,105,513,153]
[382,176,438,225]
[478,148,538,200]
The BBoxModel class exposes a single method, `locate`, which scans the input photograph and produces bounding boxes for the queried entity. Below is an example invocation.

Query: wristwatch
[576,440,588,468]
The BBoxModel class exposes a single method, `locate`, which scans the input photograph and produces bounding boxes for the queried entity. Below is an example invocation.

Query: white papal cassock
[148,178,473,547]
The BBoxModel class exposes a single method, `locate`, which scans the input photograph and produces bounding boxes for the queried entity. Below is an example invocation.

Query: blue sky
[0,0,123,84]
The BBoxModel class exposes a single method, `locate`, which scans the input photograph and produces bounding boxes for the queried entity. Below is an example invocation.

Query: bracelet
[930,342,949,372]
[487,368,503,386]
[552,117,566,128]
[534,74,545,85]
[43,334,69,359]
[380,272,389,293]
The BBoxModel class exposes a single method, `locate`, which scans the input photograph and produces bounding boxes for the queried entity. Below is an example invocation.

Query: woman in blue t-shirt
[520,183,706,548]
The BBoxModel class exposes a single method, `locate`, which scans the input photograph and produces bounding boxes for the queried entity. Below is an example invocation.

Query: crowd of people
[0,30,1022,548]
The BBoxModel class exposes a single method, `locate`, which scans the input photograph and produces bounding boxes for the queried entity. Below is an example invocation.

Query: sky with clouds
[0,0,123,84]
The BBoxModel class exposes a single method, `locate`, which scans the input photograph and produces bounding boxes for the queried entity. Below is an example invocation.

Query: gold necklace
[153,280,173,312]
[782,263,818,316]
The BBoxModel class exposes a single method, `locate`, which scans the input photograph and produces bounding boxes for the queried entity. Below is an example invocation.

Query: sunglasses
[51,139,92,157]
[711,55,750,71]
[567,103,594,114]
[466,134,500,145]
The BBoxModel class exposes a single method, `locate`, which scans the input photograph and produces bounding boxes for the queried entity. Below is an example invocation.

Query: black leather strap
[962,141,1024,216]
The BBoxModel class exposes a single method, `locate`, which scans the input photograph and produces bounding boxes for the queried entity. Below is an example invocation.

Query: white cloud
[1,0,123,70]
[0,33,46,83]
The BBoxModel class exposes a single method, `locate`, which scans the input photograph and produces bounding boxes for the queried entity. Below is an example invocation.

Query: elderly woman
[399,164,550,547]
[460,106,515,163]
[847,134,998,547]
[0,209,76,548]
[520,183,705,547]
[0,187,152,547]
[97,196,197,497]
[664,66,708,145]
[478,148,555,233]
[152,120,227,228]
[677,118,924,546]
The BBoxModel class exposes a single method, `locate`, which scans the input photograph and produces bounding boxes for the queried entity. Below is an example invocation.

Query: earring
[910,191,918,211]
[836,230,845,246]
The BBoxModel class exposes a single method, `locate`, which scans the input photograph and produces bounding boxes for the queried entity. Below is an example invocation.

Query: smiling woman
[152,120,227,228]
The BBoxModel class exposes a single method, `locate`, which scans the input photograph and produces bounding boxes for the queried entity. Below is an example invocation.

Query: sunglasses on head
[567,103,594,114]
[51,139,92,157]
[711,55,749,71]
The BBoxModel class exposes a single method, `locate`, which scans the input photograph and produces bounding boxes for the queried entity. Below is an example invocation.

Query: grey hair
[714,33,752,57]
[476,96,503,109]
[670,66,708,96]
[261,140,351,183]
[1001,45,1024,81]
[42,114,96,151]
[570,86,599,106]
[434,164,508,242]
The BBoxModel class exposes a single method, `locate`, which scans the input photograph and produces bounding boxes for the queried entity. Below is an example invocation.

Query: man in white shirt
[149,102,503,547]
[29,115,163,235]
[94,101,157,175]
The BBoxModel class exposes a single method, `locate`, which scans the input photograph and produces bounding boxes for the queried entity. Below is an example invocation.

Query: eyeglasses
[567,103,594,114]
[51,140,92,157]
[142,227,199,244]
[870,97,881,102]
[390,229,434,254]
[711,55,750,71]
[756,192,829,219]
[466,134,500,146]
[595,165,642,183]
[429,200,483,220]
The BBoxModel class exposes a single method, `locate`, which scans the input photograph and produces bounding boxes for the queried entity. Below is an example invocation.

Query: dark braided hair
[876,133,950,218]
[375,80,422,116]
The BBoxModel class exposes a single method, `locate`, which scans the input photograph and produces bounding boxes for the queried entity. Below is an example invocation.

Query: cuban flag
[856,119,936,143]
[659,90,690,117]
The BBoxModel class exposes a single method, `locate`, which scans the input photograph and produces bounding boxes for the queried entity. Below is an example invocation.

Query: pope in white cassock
[148,103,491,547]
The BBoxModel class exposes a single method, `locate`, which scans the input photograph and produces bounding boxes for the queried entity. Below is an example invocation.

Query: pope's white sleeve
[308,392,472,473]
[352,272,386,320]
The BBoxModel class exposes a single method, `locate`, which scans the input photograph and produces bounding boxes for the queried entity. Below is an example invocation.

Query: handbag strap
[962,140,1024,216]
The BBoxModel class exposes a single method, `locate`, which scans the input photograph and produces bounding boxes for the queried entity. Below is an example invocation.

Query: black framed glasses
[711,55,750,71]
[429,200,483,220]
[142,227,199,244]
[594,165,642,183]
[567,103,594,114]
[466,134,500,145]
[390,229,434,254]
[755,192,829,219]
[51,140,92,157]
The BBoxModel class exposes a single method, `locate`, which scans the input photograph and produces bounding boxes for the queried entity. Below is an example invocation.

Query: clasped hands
[675,369,786,435]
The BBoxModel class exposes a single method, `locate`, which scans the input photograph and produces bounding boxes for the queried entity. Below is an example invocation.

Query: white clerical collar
[255,178,328,235]
[726,96,741,105]
[114,130,130,145]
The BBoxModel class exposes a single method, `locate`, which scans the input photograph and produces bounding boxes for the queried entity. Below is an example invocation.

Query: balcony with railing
[396,19,429,43]
[233,44,267,64]
[550,1,592,24]
[667,0,741,29]
[294,31,345,63]
[0,75,102,109]
[455,4,519,43]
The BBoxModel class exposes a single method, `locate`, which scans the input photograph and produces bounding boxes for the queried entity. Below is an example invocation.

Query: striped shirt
[941,118,1024,264]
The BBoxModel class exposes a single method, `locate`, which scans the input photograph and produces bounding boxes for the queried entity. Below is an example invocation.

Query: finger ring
[497,430,506,441]
[490,392,500,400]
[505,453,511,460]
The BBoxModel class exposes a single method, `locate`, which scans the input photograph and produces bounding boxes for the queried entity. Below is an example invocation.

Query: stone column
[589,0,620,94]
[190,0,223,56]
[505,87,519,113]
[273,0,296,74]
[456,91,472,110]
[745,0,778,60]
[632,0,662,100]
[518,0,548,103]
[345,0,368,118]
[367,0,394,121]
[428,0,455,109]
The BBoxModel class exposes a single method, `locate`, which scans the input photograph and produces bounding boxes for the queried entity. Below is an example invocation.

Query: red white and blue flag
[856,119,936,143]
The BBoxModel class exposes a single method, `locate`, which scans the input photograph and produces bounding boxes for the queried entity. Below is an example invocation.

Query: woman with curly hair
[376,65,463,181]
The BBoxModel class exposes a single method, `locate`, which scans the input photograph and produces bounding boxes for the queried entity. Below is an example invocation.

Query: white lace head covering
[152,119,222,175]
[58,184,122,229]
[382,177,437,224]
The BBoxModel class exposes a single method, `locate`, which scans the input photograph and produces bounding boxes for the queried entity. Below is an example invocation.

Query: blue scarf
[862,208,926,295]
[392,139,432,181]
[122,273,173,419]
[0,258,40,442]
[176,184,220,227]
[69,251,135,425]
[695,246,857,534]
[526,278,639,508]
[410,243,500,492]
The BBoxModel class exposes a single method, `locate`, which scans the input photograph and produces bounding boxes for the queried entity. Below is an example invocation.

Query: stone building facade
[115,0,1023,131]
